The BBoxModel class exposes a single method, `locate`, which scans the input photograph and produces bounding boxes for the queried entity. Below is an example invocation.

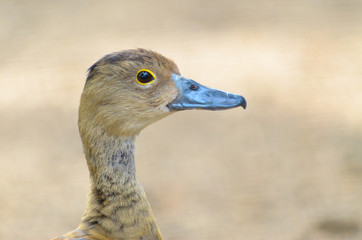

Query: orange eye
[136,69,156,85]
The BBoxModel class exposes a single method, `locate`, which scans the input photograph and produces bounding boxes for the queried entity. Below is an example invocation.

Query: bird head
[79,49,246,138]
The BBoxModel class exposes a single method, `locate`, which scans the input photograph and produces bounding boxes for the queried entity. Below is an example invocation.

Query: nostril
[189,84,199,90]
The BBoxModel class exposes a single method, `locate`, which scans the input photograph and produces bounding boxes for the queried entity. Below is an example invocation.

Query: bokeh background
[1,1,361,239]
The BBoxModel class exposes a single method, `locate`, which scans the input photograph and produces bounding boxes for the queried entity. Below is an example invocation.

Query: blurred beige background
[1,1,361,239]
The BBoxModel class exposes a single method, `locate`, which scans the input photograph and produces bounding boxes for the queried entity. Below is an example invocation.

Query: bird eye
[136,69,156,85]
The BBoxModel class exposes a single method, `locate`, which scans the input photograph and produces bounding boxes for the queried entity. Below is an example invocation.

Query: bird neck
[78,127,162,240]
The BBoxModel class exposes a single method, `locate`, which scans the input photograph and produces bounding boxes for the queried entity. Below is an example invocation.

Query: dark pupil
[137,71,154,83]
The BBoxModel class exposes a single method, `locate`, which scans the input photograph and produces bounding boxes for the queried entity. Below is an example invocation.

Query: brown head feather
[79,49,180,138]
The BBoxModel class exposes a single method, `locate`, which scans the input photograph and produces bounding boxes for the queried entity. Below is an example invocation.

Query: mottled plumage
[52,49,246,240]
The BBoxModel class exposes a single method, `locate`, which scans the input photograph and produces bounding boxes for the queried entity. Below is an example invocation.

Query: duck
[52,49,246,240]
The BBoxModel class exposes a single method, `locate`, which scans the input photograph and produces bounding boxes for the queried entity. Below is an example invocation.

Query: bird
[52,49,246,240]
